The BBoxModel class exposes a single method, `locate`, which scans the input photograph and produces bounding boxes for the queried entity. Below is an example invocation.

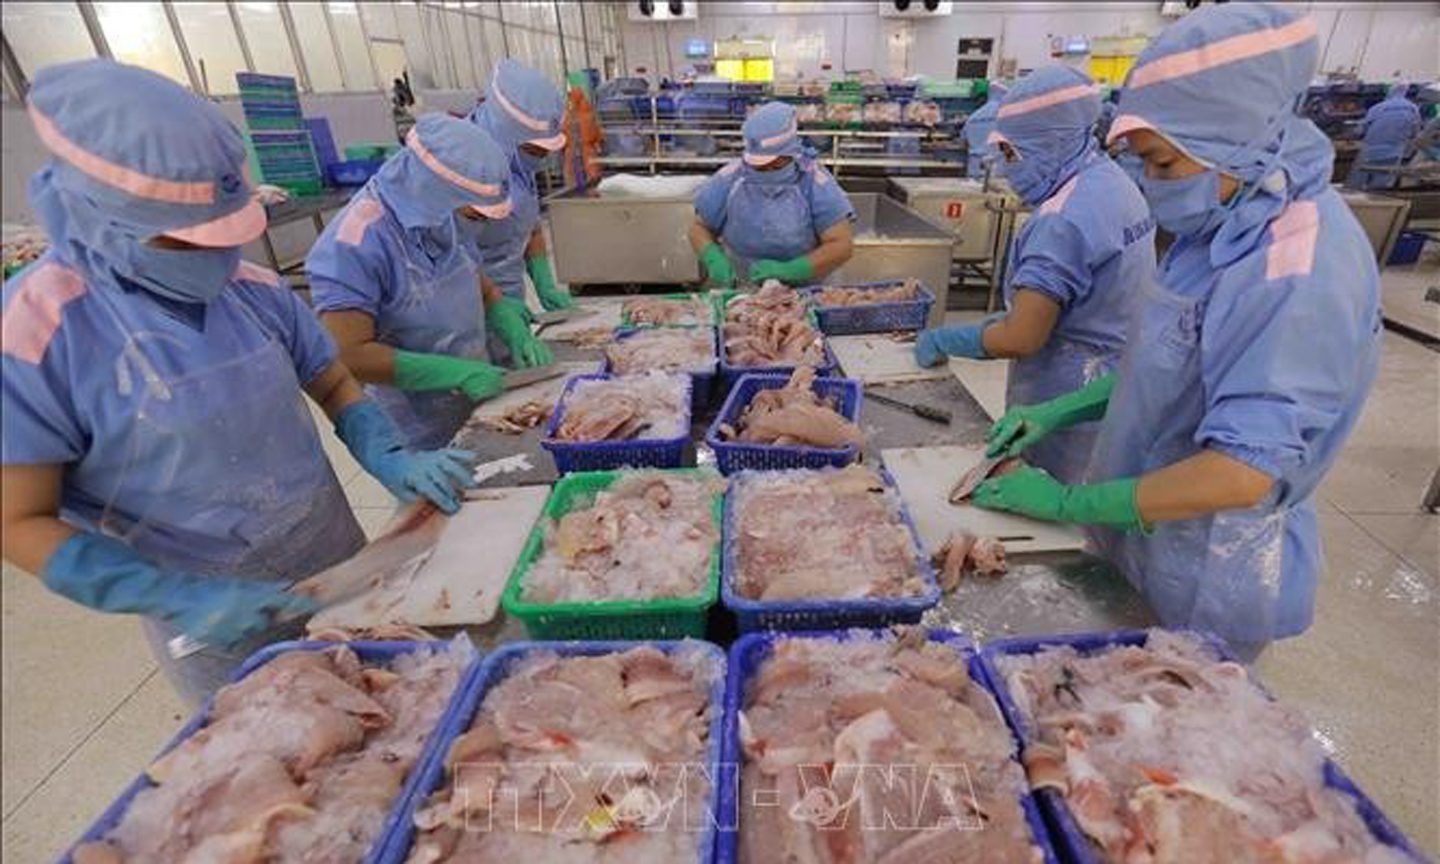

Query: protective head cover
[1107,3,1330,254]
[470,59,567,159]
[991,66,1102,206]
[987,81,1010,104]
[742,102,804,167]
[24,59,266,303]
[372,113,513,235]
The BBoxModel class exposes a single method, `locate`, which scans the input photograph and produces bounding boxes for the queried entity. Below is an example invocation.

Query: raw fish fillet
[738,630,1041,864]
[725,366,863,449]
[74,639,474,864]
[552,372,689,442]
[814,278,922,308]
[733,466,926,601]
[949,455,1023,504]
[722,283,825,368]
[996,631,1418,864]
[623,295,713,326]
[605,326,715,375]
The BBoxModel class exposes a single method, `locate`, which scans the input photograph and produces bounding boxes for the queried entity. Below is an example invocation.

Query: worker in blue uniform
[689,102,856,288]
[308,114,553,451]
[915,66,1155,485]
[1348,84,1422,190]
[466,60,573,312]
[973,3,1382,660]
[0,61,477,706]
[964,81,1009,178]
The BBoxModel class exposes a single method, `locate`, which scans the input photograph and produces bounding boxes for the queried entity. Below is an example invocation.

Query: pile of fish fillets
[622,295,713,327]
[605,327,715,375]
[405,645,719,862]
[722,282,826,368]
[738,630,1042,864]
[996,631,1414,864]
[717,366,863,449]
[73,640,474,864]
[552,372,689,442]
[733,465,926,601]
[814,278,922,307]
[522,472,723,603]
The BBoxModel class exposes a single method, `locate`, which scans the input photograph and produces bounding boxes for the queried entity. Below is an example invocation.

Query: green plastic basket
[618,292,716,327]
[501,468,722,639]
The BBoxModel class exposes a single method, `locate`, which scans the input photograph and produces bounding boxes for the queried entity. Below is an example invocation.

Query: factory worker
[0,60,477,706]
[973,3,1381,658]
[467,60,573,312]
[964,81,1009,178]
[1348,84,1422,190]
[309,114,553,451]
[915,66,1154,484]
[689,101,855,288]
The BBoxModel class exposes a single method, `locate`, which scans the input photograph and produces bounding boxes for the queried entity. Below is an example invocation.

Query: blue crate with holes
[977,630,1432,864]
[541,373,692,474]
[704,373,861,475]
[802,280,936,335]
[714,629,1061,863]
[721,467,941,631]
[601,326,718,413]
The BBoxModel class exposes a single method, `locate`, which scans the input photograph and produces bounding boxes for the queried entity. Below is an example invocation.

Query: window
[446,8,475,89]
[483,15,507,68]
[173,1,247,95]
[420,3,454,88]
[1,2,95,78]
[236,1,298,79]
[358,1,398,40]
[465,12,490,85]
[288,2,343,91]
[328,2,377,91]
[95,1,188,85]
[393,0,435,88]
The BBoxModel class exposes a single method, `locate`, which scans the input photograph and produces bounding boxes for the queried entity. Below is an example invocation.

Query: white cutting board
[948,357,1010,420]
[470,361,595,422]
[308,484,550,629]
[538,298,625,341]
[830,334,953,384]
[882,446,1087,554]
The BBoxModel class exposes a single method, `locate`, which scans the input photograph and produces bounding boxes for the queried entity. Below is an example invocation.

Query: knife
[501,364,568,390]
[866,391,953,425]
[534,307,593,325]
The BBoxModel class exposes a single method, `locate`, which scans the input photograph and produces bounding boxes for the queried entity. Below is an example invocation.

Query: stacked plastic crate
[237,72,323,196]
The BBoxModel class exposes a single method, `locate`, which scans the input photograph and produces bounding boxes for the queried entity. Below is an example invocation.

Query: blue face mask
[516,147,549,173]
[1139,169,1227,237]
[745,160,800,187]
[126,243,241,304]
[1001,152,1059,206]
[1116,151,1146,187]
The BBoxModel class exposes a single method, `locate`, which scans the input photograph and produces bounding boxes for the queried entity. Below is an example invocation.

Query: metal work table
[446,325,1156,648]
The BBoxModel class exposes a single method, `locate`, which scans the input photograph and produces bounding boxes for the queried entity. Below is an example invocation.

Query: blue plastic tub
[541,373,692,474]
[802,280,936,335]
[715,629,1060,864]
[382,640,727,864]
[718,337,839,392]
[328,158,385,186]
[305,117,340,174]
[58,640,479,864]
[721,467,940,631]
[1387,230,1428,265]
[602,326,717,413]
[704,373,862,475]
[977,630,1432,864]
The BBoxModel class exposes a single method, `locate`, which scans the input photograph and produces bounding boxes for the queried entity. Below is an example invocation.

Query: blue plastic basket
[58,640,479,864]
[382,640,727,864]
[327,158,385,186]
[704,373,862,475]
[802,280,936,335]
[718,337,838,392]
[601,326,717,413]
[714,629,1060,864]
[541,373,692,474]
[977,630,1432,864]
[721,467,940,631]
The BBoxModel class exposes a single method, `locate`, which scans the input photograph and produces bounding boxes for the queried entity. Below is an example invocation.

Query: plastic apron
[719,173,818,281]
[85,296,364,707]
[370,231,489,450]
[1084,266,1315,649]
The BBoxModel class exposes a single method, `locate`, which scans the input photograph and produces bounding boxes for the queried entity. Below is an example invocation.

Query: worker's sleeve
[0,344,84,464]
[691,168,737,234]
[1195,260,1375,482]
[306,225,390,318]
[1006,214,1093,309]
[237,281,339,386]
[806,165,856,235]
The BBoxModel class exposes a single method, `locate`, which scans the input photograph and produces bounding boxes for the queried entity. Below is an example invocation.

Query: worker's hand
[986,374,1116,458]
[41,533,319,651]
[488,297,555,368]
[526,254,575,310]
[334,402,478,514]
[394,351,505,402]
[914,324,987,367]
[973,467,1143,531]
[698,242,736,289]
[748,256,815,286]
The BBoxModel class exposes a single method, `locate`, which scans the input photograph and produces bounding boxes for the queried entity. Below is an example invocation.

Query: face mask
[126,243,241,304]
[745,160,800,186]
[1115,151,1145,186]
[516,147,549,173]
[1001,152,1058,206]
[1139,169,1227,237]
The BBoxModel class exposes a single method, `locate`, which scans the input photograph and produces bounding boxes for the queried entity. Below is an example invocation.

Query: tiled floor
[3,269,1437,862]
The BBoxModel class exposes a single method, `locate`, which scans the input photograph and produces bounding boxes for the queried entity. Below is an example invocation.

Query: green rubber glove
[986,373,1116,458]
[393,350,504,401]
[487,296,554,368]
[526,254,574,311]
[699,242,736,288]
[972,466,1144,532]
[748,255,816,286]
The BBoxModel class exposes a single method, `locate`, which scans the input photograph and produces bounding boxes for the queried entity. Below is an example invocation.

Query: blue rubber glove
[335,401,477,514]
[43,533,317,650]
[915,324,988,367]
